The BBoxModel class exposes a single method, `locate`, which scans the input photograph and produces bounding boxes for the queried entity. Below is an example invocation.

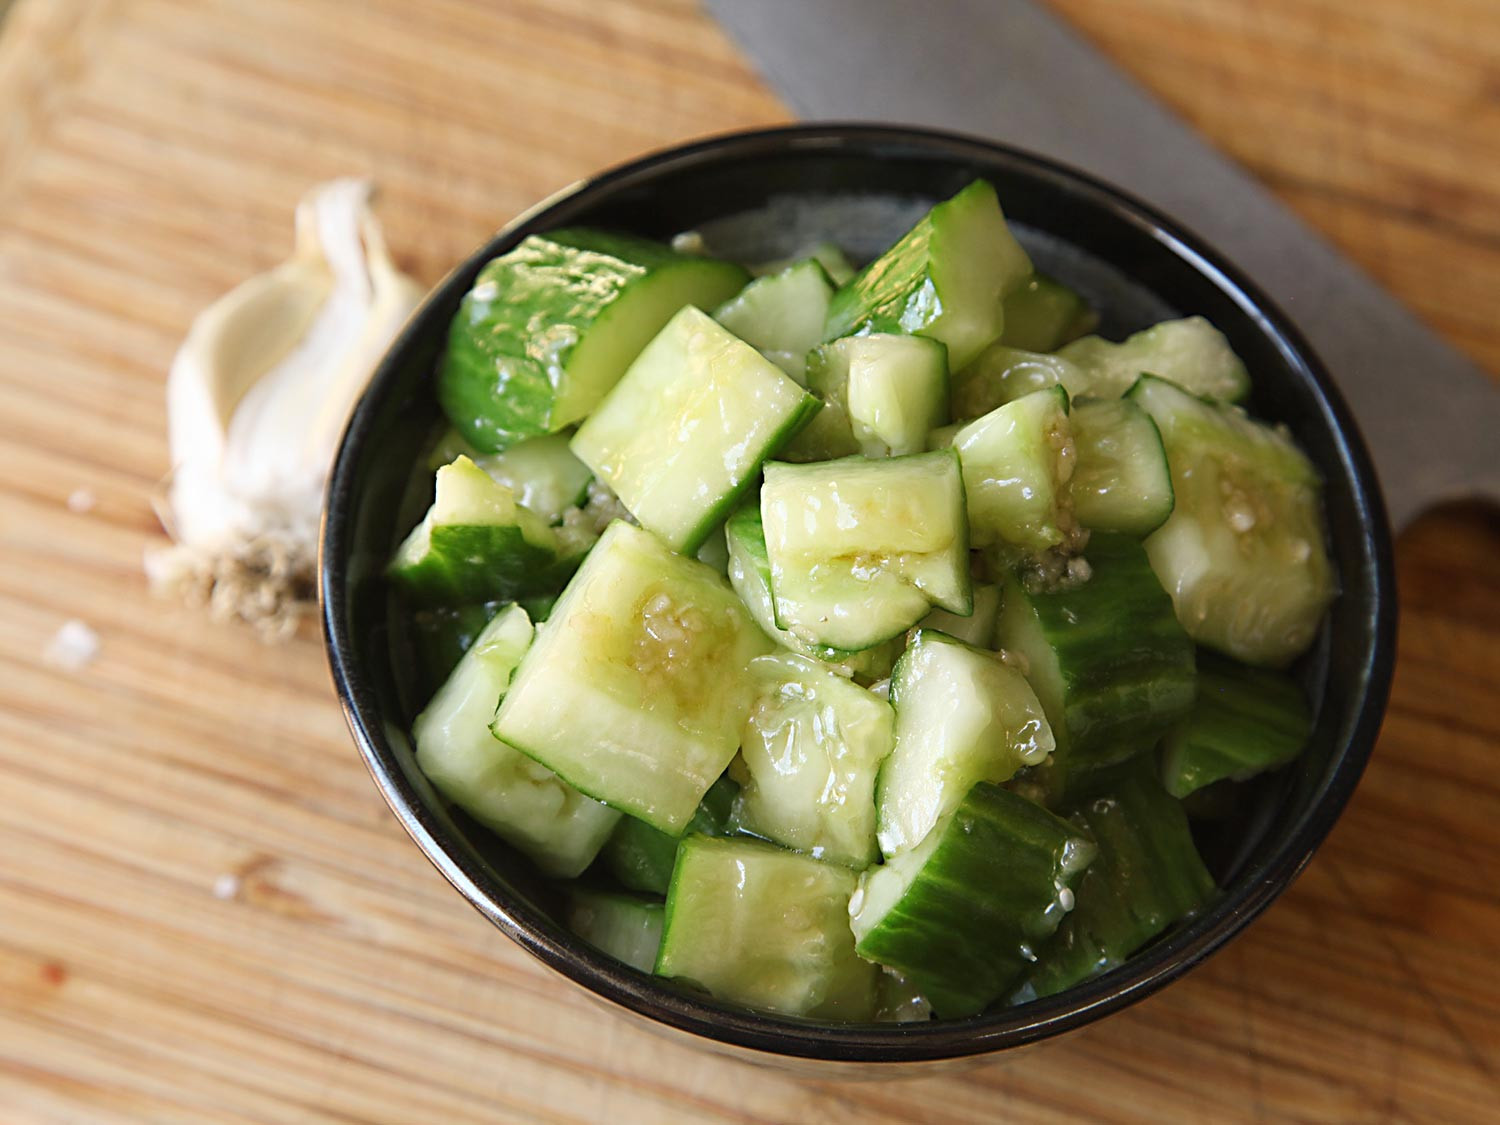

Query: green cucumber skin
[1159,654,1313,798]
[388,523,577,607]
[824,181,1032,371]
[566,890,665,974]
[410,601,506,698]
[438,230,748,451]
[1000,533,1197,783]
[853,782,1095,1018]
[1020,766,1216,1000]
[657,835,877,1019]
[999,274,1097,353]
[601,776,739,896]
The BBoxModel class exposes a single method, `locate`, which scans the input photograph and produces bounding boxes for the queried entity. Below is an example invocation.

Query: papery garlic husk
[146,178,424,640]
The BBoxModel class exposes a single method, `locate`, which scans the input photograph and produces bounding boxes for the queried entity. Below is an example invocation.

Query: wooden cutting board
[1,0,1497,1120]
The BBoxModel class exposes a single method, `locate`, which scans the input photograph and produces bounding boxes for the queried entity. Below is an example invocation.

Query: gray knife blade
[704,0,1500,529]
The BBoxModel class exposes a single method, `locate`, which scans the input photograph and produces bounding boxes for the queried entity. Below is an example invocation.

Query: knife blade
[703,0,1500,529]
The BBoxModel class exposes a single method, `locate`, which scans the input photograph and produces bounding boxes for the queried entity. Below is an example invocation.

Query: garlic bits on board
[147,178,424,640]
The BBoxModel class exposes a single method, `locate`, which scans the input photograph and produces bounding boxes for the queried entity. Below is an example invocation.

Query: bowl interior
[323,126,1394,1063]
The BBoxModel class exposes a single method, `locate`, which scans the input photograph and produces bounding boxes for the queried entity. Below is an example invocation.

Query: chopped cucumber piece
[567,890,664,974]
[1069,397,1175,536]
[387,457,580,606]
[473,433,594,524]
[439,230,749,450]
[491,521,772,832]
[658,836,877,1019]
[997,534,1196,791]
[410,601,504,698]
[1159,653,1313,798]
[753,240,856,286]
[1018,766,1216,1000]
[949,385,1081,558]
[1129,375,1335,667]
[918,582,1001,648]
[723,501,901,679]
[730,652,897,867]
[877,630,1055,855]
[714,258,835,381]
[601,776,738,896]
[999,274,1097,352]
[795,334,950,459]
[850,782,1095,1018]
[427,429,594,524]
[413,605,621,878]
[1058,316,1250,402]
[761,451,972,651]
[951,343,1091,421]
[824,180,1032,370]
[570,306,819,554]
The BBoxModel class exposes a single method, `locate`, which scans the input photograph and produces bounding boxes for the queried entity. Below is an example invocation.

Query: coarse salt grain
[43,620,99,671]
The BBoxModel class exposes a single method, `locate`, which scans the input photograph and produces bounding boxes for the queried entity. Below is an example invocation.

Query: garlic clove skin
[151,178,424,639]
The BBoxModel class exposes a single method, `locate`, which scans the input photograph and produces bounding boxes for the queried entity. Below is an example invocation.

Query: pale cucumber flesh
[570,305,818,554]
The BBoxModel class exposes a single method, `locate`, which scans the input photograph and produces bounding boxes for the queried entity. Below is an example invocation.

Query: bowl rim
[321,122,1397,1063]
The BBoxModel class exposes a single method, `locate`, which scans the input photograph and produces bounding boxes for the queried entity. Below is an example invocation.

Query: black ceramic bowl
[322,124,1395,1067]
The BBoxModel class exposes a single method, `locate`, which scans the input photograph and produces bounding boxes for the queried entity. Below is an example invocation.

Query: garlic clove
[150,178,424,639]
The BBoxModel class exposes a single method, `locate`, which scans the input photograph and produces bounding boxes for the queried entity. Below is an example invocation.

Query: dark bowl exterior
[321,124,1396,1065]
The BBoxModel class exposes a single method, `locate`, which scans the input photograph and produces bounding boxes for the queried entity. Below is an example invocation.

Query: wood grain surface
[1,0,1497,1120]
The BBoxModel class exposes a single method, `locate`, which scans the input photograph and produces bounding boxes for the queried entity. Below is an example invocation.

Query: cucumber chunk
[1058,316,1250,402]
[1129,375,1335,667]
[824,180,1032,370]
[427,429,593,525]
[918,582,1002,648]
[850,782,1095,1018]
[951,343,1092,421]
[949,385,1082,559]
[877,630,1055,856]
[387,457,580,606]
[793,334,950,460]
[996,534,1196,791]
[658,836,877,1019]
[1069,397,1175,536]
[1018,766,1216,1000]
[999,274,1097,353]
[410,601,504,698]
[567,890,664,974]
[601,776,738,896]
[723,501,901,680]
[413,605,621,878]
[439,230,749,450]
[570,306,819,554]
[714,258,835,381]
[1159,653,1313,798]
[491,521,772,833]
[752,240,856,286]
[729,652,897,868]
[761,451,972,651]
